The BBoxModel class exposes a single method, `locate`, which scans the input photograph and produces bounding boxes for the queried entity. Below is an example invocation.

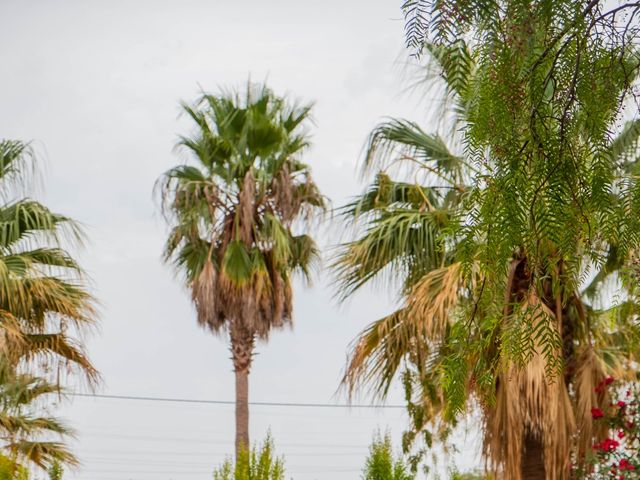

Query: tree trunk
[230,324,254,459]
[234,365,249,456]
[522,432,546,480]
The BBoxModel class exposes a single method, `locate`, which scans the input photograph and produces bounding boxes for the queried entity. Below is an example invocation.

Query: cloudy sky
[0,2,479,479]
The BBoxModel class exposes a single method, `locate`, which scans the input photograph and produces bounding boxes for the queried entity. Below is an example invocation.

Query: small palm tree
[159,83,325,455]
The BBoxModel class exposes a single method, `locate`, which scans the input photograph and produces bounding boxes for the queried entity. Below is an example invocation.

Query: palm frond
[363,119,466,182]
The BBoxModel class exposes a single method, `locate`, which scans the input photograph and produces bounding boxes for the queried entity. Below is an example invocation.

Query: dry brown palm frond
[341,308,429,400]
[237,169,256,244]
[406,262,464,338]
[191,259,219,330]
[485,292,575,480]
[0,313,27,360]
[573,346,610,461]
[273,164,295,223]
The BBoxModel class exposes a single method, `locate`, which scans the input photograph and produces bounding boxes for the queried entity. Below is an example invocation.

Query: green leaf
[222,240,252,285]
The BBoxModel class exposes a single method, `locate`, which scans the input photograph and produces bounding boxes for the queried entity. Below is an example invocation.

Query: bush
[580,379,639,479]
[212,434,285,480]
[362,432,414,480]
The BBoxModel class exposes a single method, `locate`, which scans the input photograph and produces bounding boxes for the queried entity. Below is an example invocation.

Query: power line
[70,393,405,409]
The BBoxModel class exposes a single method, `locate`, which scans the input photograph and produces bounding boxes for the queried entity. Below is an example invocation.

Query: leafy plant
[362,432,414,480]
[212,434,285,480]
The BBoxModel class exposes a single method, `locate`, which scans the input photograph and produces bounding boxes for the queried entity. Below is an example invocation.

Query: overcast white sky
[0,2,480,479]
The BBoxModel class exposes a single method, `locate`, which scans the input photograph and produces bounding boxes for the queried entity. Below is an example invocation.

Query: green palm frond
[364,119,466,182]
[334,209,447,299]
[0,200,83,251]
[288,234,320,283]
[340,173,447,218]
[0,141,34,193]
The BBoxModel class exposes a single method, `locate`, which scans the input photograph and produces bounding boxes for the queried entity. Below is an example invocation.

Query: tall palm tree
[0,140,98,383]
[334,41,640,479]
[159,83,325,455]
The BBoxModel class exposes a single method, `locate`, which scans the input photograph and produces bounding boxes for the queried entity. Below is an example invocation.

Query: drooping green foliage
[335,2,640,478]
[212,435,286,480]
[361,432,414,480]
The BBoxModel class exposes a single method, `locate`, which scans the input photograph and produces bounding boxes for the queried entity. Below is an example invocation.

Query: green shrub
[362,432,414,480]
[212,434,285,480]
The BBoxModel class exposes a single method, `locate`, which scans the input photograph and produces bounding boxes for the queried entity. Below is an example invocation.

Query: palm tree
[0,139,98,476]
[0,140,98,383]
[334,41,640,479]
[158,83,325,455]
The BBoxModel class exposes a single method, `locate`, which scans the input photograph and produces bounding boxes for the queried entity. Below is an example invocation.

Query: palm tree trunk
[234,364,249,455]
[521,432,546,480]
[230,323,254,458]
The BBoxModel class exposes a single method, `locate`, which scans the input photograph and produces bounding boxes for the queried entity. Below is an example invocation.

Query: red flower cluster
[620,459,636,471]
[593,438,620,452]
[582,378,640,480]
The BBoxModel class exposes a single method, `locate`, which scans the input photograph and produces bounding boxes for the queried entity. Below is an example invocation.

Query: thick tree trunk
[230,324,254,459]
[522,432,546,480]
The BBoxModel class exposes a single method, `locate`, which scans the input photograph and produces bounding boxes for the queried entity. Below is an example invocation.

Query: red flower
[591,407,605,419]
[592,438,619,451]
[617,400,627,408]
[619,459,636,471]
[617,430,625,439]
[605,376,615,385]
